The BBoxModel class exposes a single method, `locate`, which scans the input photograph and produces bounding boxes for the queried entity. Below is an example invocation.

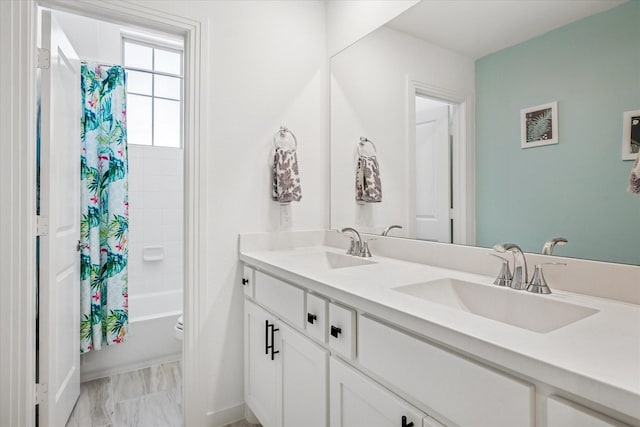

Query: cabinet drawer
[328,302,356,359]
[330,357,427,427]
[242,265,255,297]
[306,293,327,343]
[547,396,629,427]
[254,271,305,329]
[358,315,534,427]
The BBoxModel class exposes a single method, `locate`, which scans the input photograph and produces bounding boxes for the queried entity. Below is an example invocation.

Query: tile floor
[66,361,183,427]
[66,360,261,427]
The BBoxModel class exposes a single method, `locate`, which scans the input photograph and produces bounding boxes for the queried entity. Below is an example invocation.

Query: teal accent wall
[475,1,640,265]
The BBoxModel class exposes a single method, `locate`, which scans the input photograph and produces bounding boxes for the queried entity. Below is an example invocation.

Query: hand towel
[628,156,640,194]
[272,147,302,203]
[355,155,382,202]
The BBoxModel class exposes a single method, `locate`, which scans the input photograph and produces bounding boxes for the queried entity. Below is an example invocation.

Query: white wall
[123,1,329,424]
[330,26,474,236]
[326,0,419,55]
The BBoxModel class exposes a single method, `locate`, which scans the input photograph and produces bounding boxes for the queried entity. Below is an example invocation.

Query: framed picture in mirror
[621,109,640,160]
[520,101,558,148]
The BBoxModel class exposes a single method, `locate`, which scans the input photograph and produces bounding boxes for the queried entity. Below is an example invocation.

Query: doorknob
[76,240,89,252]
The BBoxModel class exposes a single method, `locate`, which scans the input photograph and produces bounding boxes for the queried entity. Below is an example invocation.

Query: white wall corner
[326,0,420,56]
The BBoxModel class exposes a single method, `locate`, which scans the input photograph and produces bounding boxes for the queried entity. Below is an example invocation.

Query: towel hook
[358,137,377,156]
[273,126,298,151]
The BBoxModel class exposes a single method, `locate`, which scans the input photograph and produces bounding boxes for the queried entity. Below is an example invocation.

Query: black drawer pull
[242,278,249,285]
[401,416,414,427]
[330,325,342,338]
[402,415,413,427]
[307,313,317,324]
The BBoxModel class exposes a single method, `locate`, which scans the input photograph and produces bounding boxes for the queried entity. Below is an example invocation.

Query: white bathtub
[80,289,183,382]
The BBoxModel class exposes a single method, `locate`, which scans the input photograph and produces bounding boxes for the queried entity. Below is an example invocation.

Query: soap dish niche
[143,246,164,262]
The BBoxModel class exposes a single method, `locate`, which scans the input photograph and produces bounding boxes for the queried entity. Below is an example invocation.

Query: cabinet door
[278,322,329,427]
[547,396,629,427]
[245,300,279,427]
[330,357,427,427]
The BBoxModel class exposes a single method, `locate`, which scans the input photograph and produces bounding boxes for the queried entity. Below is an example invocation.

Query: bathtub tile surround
[66,361,182,427]
[128,144,183,305]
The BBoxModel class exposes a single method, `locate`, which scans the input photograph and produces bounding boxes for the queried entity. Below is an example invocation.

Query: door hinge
[37,48,50,69]
[448,208,455,219]
[36,216,49,236]
[35,383,48,405]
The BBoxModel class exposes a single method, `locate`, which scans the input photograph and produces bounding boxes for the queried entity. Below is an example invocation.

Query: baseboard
[206,402,246,427]
[80,352,182,382]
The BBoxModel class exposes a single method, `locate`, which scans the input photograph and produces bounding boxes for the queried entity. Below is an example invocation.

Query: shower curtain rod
[81,60,124,68]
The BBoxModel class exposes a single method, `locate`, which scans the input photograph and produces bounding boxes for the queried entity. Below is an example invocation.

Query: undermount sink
[393,278,598,333]
[292,251,377,270]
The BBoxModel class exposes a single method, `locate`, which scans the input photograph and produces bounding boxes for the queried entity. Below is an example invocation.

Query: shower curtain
[79,63,129,353]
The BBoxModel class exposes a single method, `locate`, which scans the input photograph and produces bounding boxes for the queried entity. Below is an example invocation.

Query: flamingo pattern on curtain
[79,62,129,353]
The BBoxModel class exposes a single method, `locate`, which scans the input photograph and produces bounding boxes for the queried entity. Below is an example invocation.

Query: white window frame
[122,35,184,148]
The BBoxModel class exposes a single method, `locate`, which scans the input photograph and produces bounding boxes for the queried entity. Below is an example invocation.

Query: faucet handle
[361,238,376,257]
[486,253,512,286]
[526,262,566,294]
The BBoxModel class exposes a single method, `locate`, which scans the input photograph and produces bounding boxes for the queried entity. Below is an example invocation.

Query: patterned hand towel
[272,147,302,203]
[355,155,382,202]
[628,156,640,194]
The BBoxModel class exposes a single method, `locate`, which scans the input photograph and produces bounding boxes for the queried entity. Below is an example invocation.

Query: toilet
[174,315,183,341]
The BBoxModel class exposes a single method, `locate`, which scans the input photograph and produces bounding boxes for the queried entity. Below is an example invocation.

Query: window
[123,38,183,147]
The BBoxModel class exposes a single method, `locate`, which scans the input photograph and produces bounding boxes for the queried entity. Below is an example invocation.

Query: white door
[244,300,279,427]
[278,322,328,427]
[38,9,81,427]
[415,99,451,243]
[330,357,427,427]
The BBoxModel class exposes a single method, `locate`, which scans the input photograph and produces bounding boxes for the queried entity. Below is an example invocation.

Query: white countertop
[240,244,640,421]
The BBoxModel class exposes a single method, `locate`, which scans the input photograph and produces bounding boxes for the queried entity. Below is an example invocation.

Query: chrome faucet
[382,225,403,236]
[542,237,568,255]
[493,243,529,290]
[340,227,363,256]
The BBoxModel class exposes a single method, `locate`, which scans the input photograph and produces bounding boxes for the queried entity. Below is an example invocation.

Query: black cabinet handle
[307,313,317,324]
[270,324,279,360]
[265,320,279,360]
[401,416,414,427]
[265,320,270,355]
[242,278,249,286]
[330,325,342,338]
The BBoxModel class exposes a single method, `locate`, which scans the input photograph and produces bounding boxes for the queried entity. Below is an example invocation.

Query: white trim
[80,353,182,383]
[622,109,640,161]
[206,403,247,427]
[3,0,208,425]
[0,2,37,426]
[406,78,476,246]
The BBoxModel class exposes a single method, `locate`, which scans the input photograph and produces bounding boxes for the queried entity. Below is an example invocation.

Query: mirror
[330,0,640,265]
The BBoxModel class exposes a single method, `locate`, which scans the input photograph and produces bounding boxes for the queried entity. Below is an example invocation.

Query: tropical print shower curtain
[79,63,129,353]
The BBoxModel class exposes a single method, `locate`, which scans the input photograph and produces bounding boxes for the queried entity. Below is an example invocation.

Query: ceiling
[386,0,628,59]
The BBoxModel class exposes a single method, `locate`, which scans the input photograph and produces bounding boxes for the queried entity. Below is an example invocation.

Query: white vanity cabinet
[330,357,431,427]
[244,300,279,427]
[242,262,633,427]
[546,396,630,427]
[244,274,328,427]
[358,315,535,427]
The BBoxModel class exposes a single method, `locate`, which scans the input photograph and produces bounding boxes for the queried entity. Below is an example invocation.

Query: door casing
[3,1,208,426]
